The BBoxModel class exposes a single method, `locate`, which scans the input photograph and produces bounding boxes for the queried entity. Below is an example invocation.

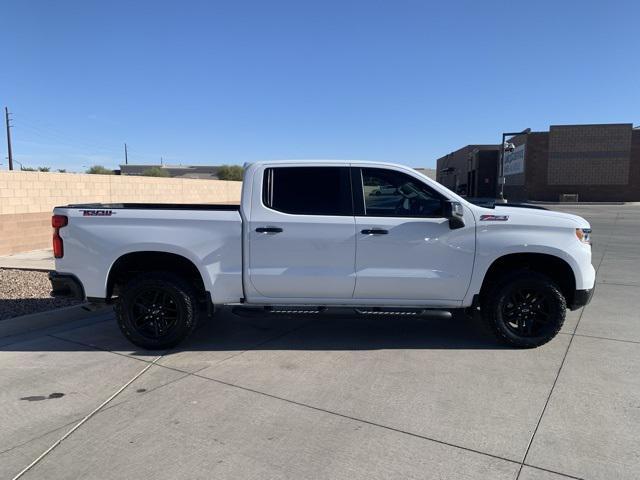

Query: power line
[7,110,178,170]
[13,116,122,155]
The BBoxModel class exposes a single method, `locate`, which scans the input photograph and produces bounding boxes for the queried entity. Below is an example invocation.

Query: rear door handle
[361,229,388,235]
[256,227,283,233]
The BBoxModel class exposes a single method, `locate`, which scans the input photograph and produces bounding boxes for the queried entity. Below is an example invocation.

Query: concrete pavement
[0,205,638,479]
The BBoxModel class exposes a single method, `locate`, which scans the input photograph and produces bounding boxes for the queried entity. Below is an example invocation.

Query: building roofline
[550,122,633,128]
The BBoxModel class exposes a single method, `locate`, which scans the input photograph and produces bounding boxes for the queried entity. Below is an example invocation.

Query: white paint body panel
[54,160,595,308]
[353,208,476,302]
[54,208,243,302]
[464,206,595,305]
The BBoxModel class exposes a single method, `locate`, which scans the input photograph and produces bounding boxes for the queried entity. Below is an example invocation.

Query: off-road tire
[481,270,566,348]
[115,272,199,350]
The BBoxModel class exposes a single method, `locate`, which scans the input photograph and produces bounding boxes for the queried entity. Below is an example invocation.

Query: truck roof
[245,159,408,166]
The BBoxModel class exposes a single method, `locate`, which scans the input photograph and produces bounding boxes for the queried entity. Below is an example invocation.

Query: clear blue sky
[1,0,638,172]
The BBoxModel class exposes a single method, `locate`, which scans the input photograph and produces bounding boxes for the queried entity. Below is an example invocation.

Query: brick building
[436,123,640,202]
[436,145,500,198]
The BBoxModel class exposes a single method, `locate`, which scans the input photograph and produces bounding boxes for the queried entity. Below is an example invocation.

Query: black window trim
[355,166,447,219]
[350,167,365,216]
[261,166,355,217]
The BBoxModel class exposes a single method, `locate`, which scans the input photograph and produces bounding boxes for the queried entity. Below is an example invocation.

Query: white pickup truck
[50,160,595,349]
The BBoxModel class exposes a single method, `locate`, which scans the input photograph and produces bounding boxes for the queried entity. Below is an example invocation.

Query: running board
[355,308,452,319]
[232,306,326,317]
[232,306,451,319]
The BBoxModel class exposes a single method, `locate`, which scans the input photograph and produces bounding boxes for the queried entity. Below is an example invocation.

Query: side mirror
[443,200,465,229]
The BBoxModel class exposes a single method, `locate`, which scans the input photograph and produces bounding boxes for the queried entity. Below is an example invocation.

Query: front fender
[463,224,595,306]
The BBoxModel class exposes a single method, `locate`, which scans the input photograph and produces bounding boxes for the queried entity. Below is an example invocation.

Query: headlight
[576,228,592,244]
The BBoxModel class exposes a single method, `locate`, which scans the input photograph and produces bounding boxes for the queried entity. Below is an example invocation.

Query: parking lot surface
[1,205,638,479]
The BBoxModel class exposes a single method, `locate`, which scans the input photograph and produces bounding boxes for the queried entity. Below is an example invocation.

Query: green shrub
[141,166,170,177]
[86,165,114,175]
[217,164,244,181]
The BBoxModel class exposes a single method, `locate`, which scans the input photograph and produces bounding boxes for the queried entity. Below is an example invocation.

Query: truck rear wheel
[482,270,566,348]
[115,272,199,349]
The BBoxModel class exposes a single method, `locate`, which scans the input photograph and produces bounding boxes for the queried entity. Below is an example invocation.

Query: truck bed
[62,203,240,211]
[53,203,243,301]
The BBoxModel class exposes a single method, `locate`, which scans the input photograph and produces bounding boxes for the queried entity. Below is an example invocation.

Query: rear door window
[263,167,353,216]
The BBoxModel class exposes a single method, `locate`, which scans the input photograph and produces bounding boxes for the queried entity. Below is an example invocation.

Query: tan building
[414,168,437,181]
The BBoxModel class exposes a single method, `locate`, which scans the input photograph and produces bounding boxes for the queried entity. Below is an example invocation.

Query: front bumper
[49,272,85,300]
[569,287,595,310]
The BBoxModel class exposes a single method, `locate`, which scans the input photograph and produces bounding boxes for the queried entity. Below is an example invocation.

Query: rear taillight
[52,215,68,258]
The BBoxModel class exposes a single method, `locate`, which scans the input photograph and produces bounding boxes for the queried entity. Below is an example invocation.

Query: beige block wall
[0,171,242,255]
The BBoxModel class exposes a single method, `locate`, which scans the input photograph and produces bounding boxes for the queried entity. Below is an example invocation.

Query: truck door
[246,165,356,299]
[352,167,475,303]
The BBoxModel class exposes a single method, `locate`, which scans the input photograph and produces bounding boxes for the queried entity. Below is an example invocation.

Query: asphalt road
[1,205,638,480]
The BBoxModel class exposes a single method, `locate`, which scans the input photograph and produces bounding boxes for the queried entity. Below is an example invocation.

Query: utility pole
[124,143,128,165]
[4,107,13,171]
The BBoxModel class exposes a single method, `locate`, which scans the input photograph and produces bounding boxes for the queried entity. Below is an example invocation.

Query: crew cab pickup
[50,160,595,349]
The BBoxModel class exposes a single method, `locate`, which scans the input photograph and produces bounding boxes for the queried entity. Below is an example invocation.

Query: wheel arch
[479,253,576,306]
[106,251,207,300]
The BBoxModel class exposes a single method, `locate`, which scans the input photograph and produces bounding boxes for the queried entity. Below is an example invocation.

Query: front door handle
[256,227,283,233]
[361,229,388,235]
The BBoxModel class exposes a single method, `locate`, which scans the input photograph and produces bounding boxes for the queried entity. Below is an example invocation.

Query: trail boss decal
[80,210,115,216]
[480,214,509,221]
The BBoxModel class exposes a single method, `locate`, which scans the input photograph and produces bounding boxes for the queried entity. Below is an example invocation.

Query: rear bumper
[49,272,85,300]
[569,287,595,310]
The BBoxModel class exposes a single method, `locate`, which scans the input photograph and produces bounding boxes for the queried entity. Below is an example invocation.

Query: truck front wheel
[115,272,199,349]
[482,270,566,348]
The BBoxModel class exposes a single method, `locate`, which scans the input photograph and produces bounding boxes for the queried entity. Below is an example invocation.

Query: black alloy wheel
[115,272,200,349]
[482,270,566,348]
[130,287,180,340]
[501,288,554,338]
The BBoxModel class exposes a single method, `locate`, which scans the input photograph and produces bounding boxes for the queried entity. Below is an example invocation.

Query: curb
[0,260,55,271]
[0,303,113,339]
[0,266,52,273]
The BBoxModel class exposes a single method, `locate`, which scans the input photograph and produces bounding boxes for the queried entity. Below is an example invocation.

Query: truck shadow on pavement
[178,309,508,352]
[1,308,511,353]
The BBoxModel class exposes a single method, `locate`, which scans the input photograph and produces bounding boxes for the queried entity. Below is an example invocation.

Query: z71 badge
[80,209,115,216]
[480,214,509,221]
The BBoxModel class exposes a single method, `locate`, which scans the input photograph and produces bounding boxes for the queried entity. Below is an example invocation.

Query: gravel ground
[0,268,81,320]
